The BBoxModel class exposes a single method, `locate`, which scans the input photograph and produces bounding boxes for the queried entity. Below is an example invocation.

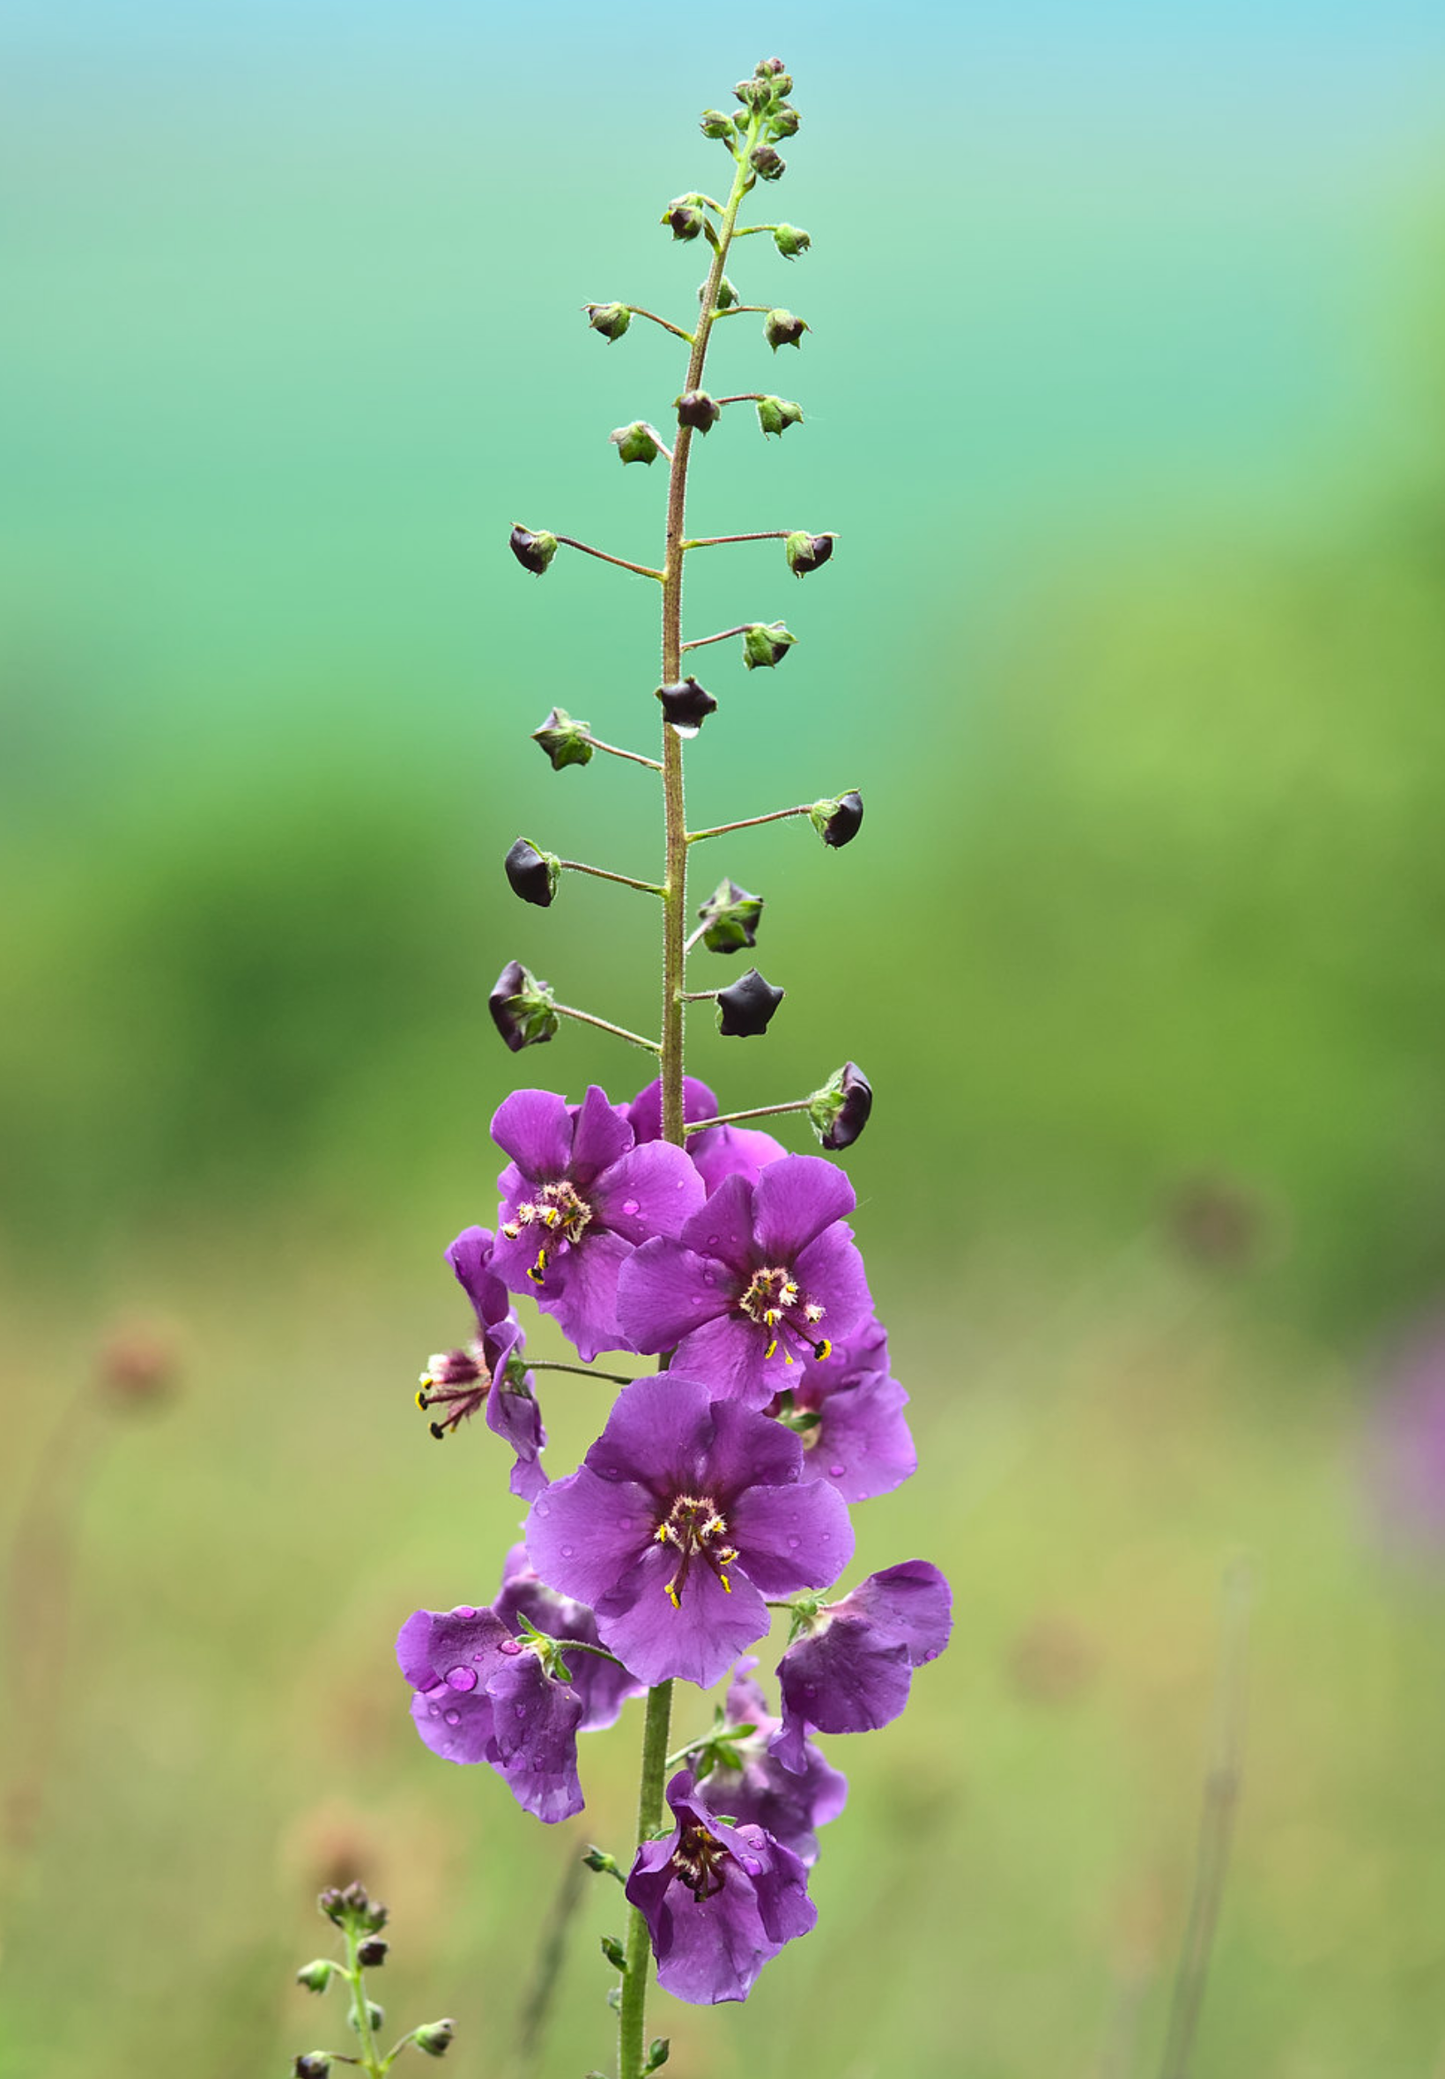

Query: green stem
[344,1928,384,2079]
[559,860,666,896]
[617,1680,675,2079]
[582,734,664,773]
[682,1097,812,1133]
[552,1004,661,1054]
[555,536,666,582]
[681,530,789,549]
[527,1360,639,1385]
[623,305,695,345]
[686,803,810,844]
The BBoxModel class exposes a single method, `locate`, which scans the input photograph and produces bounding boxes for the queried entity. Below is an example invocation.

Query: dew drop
[499,1637,523,1656]
[622,1198,640,1217]
[515,1704,528,1720]
[828,1463,846,1479]
[803,1683,818,1699]
[702,1271,716,1287]
[450,1604,475,1619]
[535,1498,551,1517]
[445,1665,478,1692]
[427,1702,442,1718]
[561,1544,575,1558]
[444,1709,461,1726]
[787,1535,801,1549]
[706,1234,719,1248]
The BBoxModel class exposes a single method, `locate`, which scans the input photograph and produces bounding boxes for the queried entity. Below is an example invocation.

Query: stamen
[813,1338,831,1360]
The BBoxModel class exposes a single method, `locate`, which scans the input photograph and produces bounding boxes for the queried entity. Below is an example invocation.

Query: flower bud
[320,1881,381,1927]
[662,198,706,241]
[734,77,772,109]
[656,678,718,738]
[356,1937,389,1968]
[296,1960,335,1994]
[808,1062,873,1149]
[698,878,764,954]
[742,622,795,670]
[531,706,593,770]
[675,390,721,434]
[755,56,788,77]
[756,395,804,438]
[600,1933,628,1971]
[705,274,739,310]
[645,2042,672,2075]
[808,790,863,848]
[716,968,785,1037]
[769,104,801,137]
[350,2000,384,2036]
[772,223,811,259]
[583,301,630,342]
[750,144,786,182]
[583,1847,624,1880]
[293,2057,331,2077]
[414,2019,456,2059]
[489,961,559,1052]
[764,308,808,350]
[509,524,557,576]
[699,108,734,139]
[504,838,560,908]
[786,530,834,576]
[609,421,661,467]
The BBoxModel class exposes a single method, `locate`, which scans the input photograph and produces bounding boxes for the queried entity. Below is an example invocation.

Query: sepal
[756,396,804,438]
[808,791,864,848]
[808,1062,873,1148]
[531,706,594,769]
[488,961,559,1052]
[584,301,631,342]
[786,530,834,576]
[764,309,808,350]
[504,838,561,908]
[773,223,811,258]
[742,622,796,669]
[697,878,764,954]
[610,422,662,466]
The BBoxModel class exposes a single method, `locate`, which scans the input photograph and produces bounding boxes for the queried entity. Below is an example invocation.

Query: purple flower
[627,1074,785,1198]
[691,1660,847,1867]
[769,1316,917,1504]
[490,1085,705,1362]
[772,1561,952,1773]
[494,1544,645,1730]
[417,1227,547,1500]
[625,1769,816,2004]
[525,1374,854,1689]
[616,1157,872,1407]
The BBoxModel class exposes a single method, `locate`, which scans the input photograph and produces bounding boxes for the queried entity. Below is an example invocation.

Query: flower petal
[592,1140,707,1244]
[752,1154,856,1263]
[491,1088,574,1182]
[703,1397,803,1500]
[616,1239,736,1354]
[690,1123,786,1198]
[627,1075,718,1144]
[729,1478,854,1595]
[533,1227,633,1362]
[678,1171,759,1275]
[486,1366,549,1502]
[799,1371,916,1504]
[445,1225,507,1330]
[486,1653,585,1824]
[568,1083,635,1189]
[841,1560,954,1665]
[525,1465,658,1608]
[594,1541,770,1689]
[409,1684,497,1766]
[580,1373,716,1491]
[792,1225,872,1344]
[670,1312,776,1406]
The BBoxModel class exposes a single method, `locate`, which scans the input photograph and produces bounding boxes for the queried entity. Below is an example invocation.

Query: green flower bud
[764,308,808,350]
[742,621,796,669]
[808,790,863,847]
[296,1960,335,1994]
[769,104,801,137]
[610,421,661,466]
[756,395,804,438]
[662,197,707,241]
[676,390,721,434]
[601,1933,628,1972]
[531,706,593,770]
[414,2019,456,2059]
[489,961,559,1052]
[509,524,557,576]
[750,144,786,182]
[734,77,772,109]
[583,301,630,342]
[583,1846,625,1881]
[706,274,739,310]
[698,878,764,954]
[318,1883,387,1933]
[807,1062,873,1149]
[644,2040,672,2074]
[699,109,734,140]
[755,56,788,77]
[772,223,811,259]
[350,2000,384,2036]
[786,530,834,576]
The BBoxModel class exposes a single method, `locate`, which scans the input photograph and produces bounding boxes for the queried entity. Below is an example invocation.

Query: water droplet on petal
[622,1198,640,1217]
[535,1498,551,1516]
[787,1536,801,1549]
[702,1271,716,1287]
[445,1665,478,1692]
[561,1544,575,1558]
[820,1532,831,1543]
[515,1704,528,1720]
[828,1463,846,1479]
[499,1637,523,1656]
[706,1235,719,1248]
[450,1604,476,1619]
[803,1683,818,1699]
[427,1702,442,1717]
[444,1709,461,1726]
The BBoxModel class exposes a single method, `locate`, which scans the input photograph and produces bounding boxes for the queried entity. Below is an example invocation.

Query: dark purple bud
[662,198,706,241]
[610,422,661,466]
[488,960,559,1052]
[786,530,834,576]
[676,390,721,435]
[756,395,804,438]
[656,678,718,738]
[742,621,796,669]
[769,104,800,137]
[294,2058,331,2078]
[414,2020,455,2059]
[697,878,764,955]
[750,144,786,182]
[773,223,811,259]
[808,1063,873,1149]
[764,308,808,350]
[356,1937,389,1968]
[504,838,560,909]
[584,301,631,342]
[700,108,734,140]
[716,968,784,1037]
[809,790,863,848]
[531,706,593,769]
[318,1881,388,1932]
[509,524,557,576]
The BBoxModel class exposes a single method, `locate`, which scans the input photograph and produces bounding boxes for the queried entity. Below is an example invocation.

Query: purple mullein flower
[772,1560,953,1773]
[490,1084,705,1361]
[768,1315,917,1504]
[616,1157,871,1407]
[494,1543,645,1730]
[525,1374,853,1688]
[626,1074,786,1199]
[691,1660,847,1867]
[416,1227,547,1500]
[625,1769,816,2004]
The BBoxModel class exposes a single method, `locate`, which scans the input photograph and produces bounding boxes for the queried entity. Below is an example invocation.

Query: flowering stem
[686,804,810,843]
[554,536,666,583]
[617,1679,675,2079]
[709,304,770,317]
[712,394,770,406]
[343,1925,384,2078]
[527,1360,639,1385]
[683,1098,812,1133]
[551,1004,661,1054]
[622,306,695,345]
[558,860,666,897]
[583,735,664,773]
[681,531,789,550]
[680,620,780,653]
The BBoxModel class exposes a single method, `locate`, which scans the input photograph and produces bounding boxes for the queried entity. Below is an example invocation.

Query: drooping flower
[416,1228,547,1501]
[494,1543,645,1731]
[772,1560,952,1773]
[525,1374,853,1688]
[624,1769,816,2004]
[616,1157,871,1407]
[768,1315,916,1504]
[626,1075,785,1200]
[489,1085,705,1361]
[689,1660,847,1866]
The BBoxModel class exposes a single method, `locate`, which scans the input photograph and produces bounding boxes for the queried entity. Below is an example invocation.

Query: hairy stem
[683,1098,812,1133]
[344,1927,384,2078]
[552,1004,661,1054]
[617,1681,675,2079]
[687,803,810,844]
[555,536,665,582]
[582,734,664,773]
[559,860,666,896]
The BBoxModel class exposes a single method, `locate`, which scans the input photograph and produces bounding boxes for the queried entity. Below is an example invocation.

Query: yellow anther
[665,1582,680,1610]
[763,1339,777,1361]
[719,1572,732,1594]
[814,1338,832,1361]
[415,1388,429,1410]
[502,1222,520,1240]
[655,1523,669,1542]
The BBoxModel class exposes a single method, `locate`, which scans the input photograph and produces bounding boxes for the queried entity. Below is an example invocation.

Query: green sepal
[773,222,811,258]
[610,421,661,466]
[531,705,593,770]
[742,621,797,669]
[601,1933,628,1973]
[756,395,804,438]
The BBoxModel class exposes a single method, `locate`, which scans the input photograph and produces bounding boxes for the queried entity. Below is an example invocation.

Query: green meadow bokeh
[5,7,1445,2075]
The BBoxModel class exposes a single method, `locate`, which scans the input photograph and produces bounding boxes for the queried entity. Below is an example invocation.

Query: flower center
[501,1179,594,1284]
[671,1822,730,1902]
[655,1493,739,1609]
[416,1343,490,1438]
[738,1265,832,1365]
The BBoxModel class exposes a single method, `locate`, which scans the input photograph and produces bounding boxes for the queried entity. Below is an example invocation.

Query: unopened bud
[716,969,785,1038]
[531,706,593,770]
[293,2056,331,2077]
[676,390,721,434]
[808,1062,873,1149]
[773,223,811,259]
[583,1846,624,1880]
[699,108,734,139]
[808,790,863,848]
[769,104,800,137]
[756,395,804,438]
[350,1999,384,2036]
[698,878,764,955]
[583,301,630,342]
[489,961,559,1053]
[504,838,560,908]
[786,530,834,577]
[656,678,718,738]
[756,56,788,77]
[764,308,808,350]
[600,1933,628,1972]
[645,2041,672,2075]
[706,274,739,310]
[734,77,772,109]
[742,622,796,670]
[356,1937,389,1968]
[296,1960,335,1994]
[662,198,706,241]
[750,144,786,182]
[610,421,661,467]
[414,2019,456,2059]
[509,524,557,576]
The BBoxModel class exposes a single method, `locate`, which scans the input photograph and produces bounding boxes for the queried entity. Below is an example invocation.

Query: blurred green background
[5,3,1445,2073]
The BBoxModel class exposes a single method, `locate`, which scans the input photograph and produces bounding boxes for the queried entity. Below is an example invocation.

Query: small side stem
[617,1682,674,2079]
[555,536,666,582]
[559,860,665,896]
[623,306,695,345]
[687,804,810,844]
[683,1098,812,1134]
[681,531,789,550]
[680,622,772,653]
[710,303,770,317]
[527,1360,639,1385]
[584,735,664,773]
[552,1004,661,1054]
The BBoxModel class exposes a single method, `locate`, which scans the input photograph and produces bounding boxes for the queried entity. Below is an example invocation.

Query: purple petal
[594,1541,770,1689]
[568,1083,635,1189]
[690,1123,787,1197]
[486,1367,549,1502]
[678,1171,759,1275]
[396,1605,511,1691]
[670,1312,777,1407]
[486,1653,585,1824]
[628,1075,718,1143]
[616,1239,737,1354]
[775,1616,913,1758]
[525,1464,658,1609]
[730,1479,853,1595]
[839,1561,954,1664]
[702,1397,804,1501]
[532,1227,633,1362]
[753,1155,856,1263]
[798,1371,917,1504]
[409,1684,497,1766]
[491,1088,574,1182]
[579,1372,716,1491]
[592,1140,707,1245]
[791,1226,872,1344]
[494,1558,645,1730]
[445,1225,508,1331]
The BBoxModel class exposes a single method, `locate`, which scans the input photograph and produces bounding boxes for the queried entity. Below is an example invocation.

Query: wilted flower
[417,1226,547,1500]
[764,309,808,350]
[610,422,662,467]
[772,1561,952,1772]
[807,1061,872,1148]
[690,1661,847,1867]
[742,623,795,669]
[772,223,811,259]
[809,790,863,848]
[531,706,593,770]
[663,197,707,241]
[756,396,804,438]
[509,525,557,576]
[697,878,764,952]
[503,837,560,908]
[676,390,721,435]
[657,678,718,736]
